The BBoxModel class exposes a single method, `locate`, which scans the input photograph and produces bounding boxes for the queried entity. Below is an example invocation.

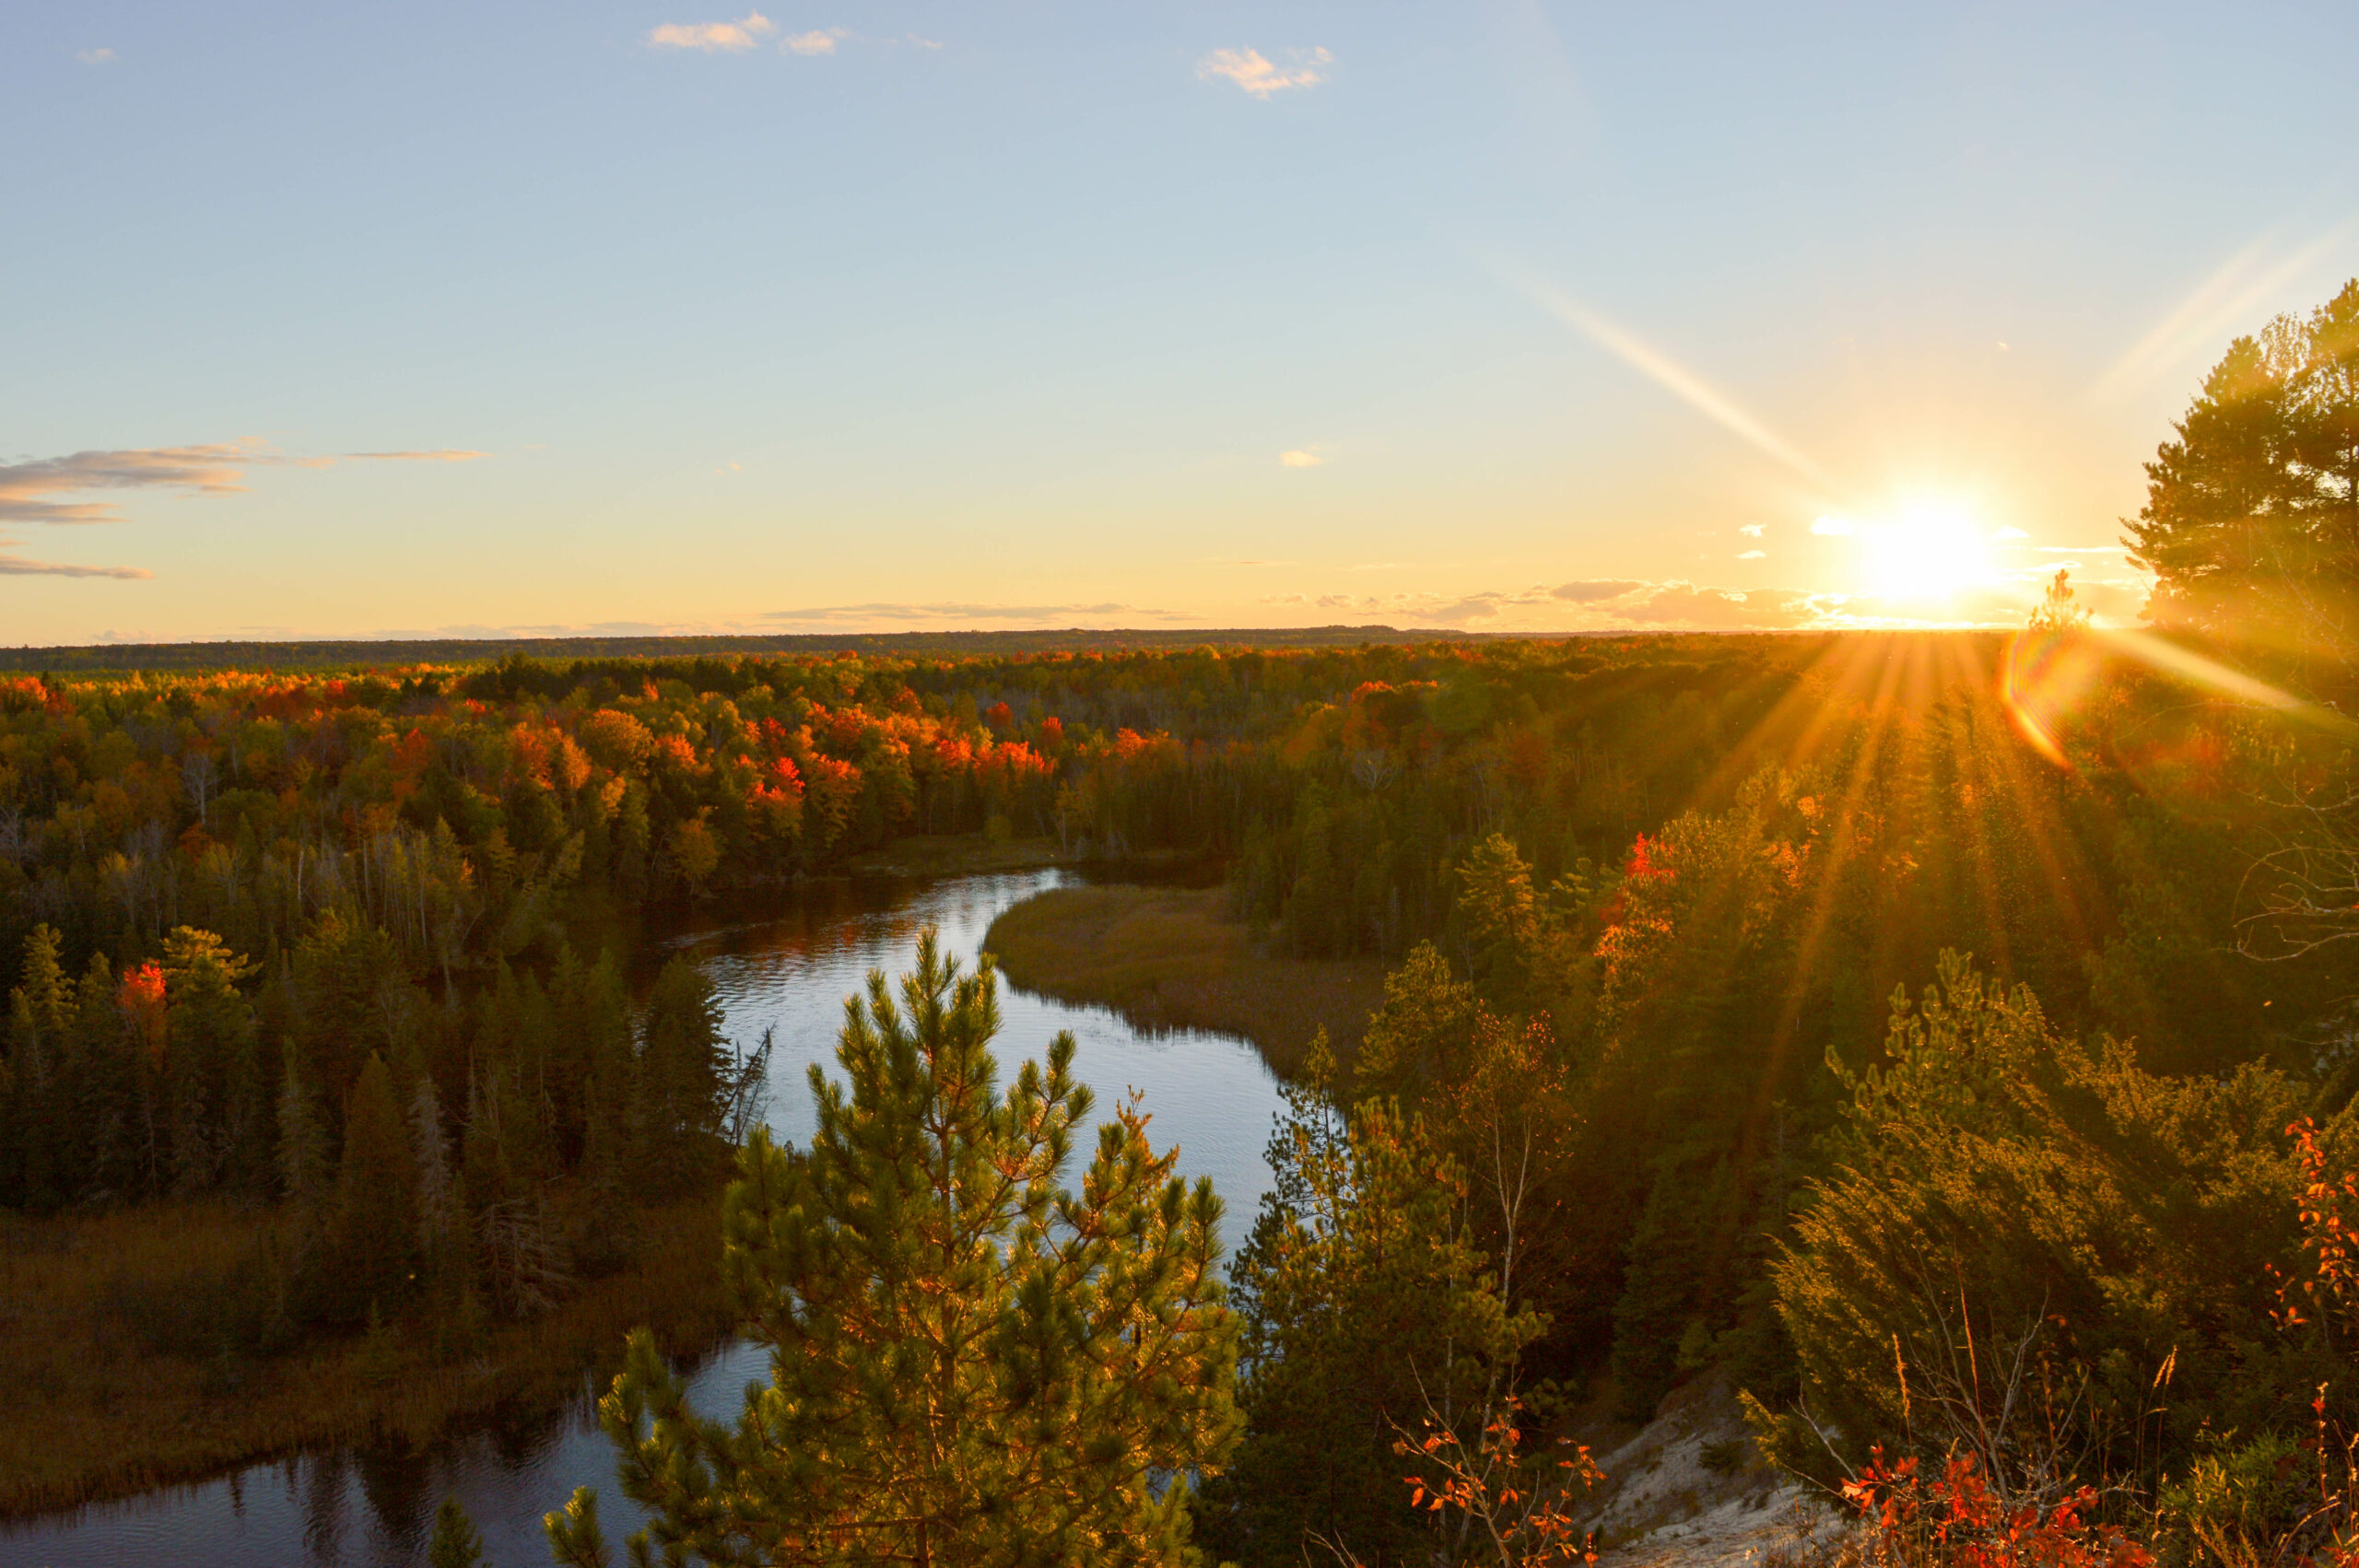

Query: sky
[5,1,2358,646]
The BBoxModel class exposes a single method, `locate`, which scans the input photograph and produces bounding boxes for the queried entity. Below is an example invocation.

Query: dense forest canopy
[9,281,2359,1567]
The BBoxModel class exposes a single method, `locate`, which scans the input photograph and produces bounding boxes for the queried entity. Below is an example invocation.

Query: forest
[7,281,2359,1566]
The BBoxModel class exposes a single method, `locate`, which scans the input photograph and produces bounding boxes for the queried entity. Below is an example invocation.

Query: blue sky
[5,1,2356,643]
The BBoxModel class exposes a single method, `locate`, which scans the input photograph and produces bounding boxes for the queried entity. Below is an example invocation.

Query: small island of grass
[983,883,1383,1077]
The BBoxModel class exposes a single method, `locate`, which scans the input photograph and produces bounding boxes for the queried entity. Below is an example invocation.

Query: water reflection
[0,871,1283,1568]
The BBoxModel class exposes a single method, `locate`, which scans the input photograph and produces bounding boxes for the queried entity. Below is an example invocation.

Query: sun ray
[1491,260,1838,492]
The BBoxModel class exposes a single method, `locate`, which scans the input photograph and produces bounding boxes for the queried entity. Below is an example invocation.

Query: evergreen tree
[548,929,1239,1568]
[410,1074,463,1293]
[3,926,73,1209]
[631,956,732,1192]
[328,1051,419,1316]
[276,1038,332,1208]
[158,926,262,1194]
[428,1496,487,1568]
[2125,278,2359,693]
[1208,1042,1538,1565]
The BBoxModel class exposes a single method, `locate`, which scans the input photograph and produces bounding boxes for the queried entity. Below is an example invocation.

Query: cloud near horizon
[0,442,483,526]
[762,601,1204,628]
[0,441,480,582]
[1198,47,1332,98]
[649,11,775,51]
[0,550,150,580]
[1273,575,2060,632]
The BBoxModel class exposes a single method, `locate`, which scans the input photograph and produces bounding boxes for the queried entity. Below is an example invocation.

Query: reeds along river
[0,870,1286,1568]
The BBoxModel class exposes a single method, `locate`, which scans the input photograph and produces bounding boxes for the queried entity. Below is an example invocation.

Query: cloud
[782,27,846,54]
[1280,450,1322,468]
[1550,579,1645,603]
[1991,525,2028,541]
[1811,515,1854,536]
[649,11,775,51]
[1739,523,1765,537]
[761,602,1203,628]
[1738,549,1766,559]
[76,48,114,64]
[0,547,150,579]
[1198,46,1332,98]
[1278,569,2093,633]
[0,443,258,524]
[0,441,483,526]
[1301,579,1837,630]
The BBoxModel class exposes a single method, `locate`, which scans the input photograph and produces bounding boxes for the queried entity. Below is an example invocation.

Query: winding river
[0,870,1285,1568]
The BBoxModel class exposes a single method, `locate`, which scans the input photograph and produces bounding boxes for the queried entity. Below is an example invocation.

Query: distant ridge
[0,625,1492,674]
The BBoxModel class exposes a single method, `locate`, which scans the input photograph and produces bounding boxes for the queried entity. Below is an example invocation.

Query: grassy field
[982,883,1385,1077]
[0,1194,730,1519]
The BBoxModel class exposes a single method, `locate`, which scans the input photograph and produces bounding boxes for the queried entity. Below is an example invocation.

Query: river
[0,869,1286,1568]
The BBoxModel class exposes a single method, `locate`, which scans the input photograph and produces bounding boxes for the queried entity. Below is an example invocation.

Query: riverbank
[839,831,1074,878]
[0,1192,730,1520]
[982,883,1384,1077]
[837,831,1219,883]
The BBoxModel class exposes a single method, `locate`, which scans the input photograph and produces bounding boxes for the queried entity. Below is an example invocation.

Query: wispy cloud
[0,442,483,526]
[76,47,114,64]
[1738,549,1766,559]
[649,10,775,52]
[782,27,846,54]
[1198,46,1332,99]
[1550,579,1645,603]
[1279,449,1322,468]
[0,443,259,524]
[0,553,150,579]
[0,441,479,581]
[761,602,1203,628]
[1739,522,1765,537]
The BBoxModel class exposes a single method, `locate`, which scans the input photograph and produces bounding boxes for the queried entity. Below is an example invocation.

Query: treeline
[0,629,1931,986]
[1,914,759,1338]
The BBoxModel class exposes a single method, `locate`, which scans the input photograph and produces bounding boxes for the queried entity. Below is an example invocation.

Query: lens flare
[2002,622,2359,772]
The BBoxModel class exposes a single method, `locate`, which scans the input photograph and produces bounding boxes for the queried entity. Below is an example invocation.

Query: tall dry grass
[983,883,1384,1076]
[0,1193,729,1519]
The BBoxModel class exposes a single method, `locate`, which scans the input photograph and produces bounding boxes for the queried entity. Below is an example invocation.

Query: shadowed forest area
[8,282,2359,1566]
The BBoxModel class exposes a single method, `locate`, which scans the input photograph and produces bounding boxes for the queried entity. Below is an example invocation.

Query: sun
[1857,502,1997,604]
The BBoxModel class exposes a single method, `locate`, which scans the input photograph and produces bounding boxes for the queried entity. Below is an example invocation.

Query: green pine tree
[547,928,1240,1568]
[327,1051,418,1317]
[428,1495,487,1568]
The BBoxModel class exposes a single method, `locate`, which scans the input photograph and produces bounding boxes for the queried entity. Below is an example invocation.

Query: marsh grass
[983,883,1384,1076]
[0,1192,728,1518]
